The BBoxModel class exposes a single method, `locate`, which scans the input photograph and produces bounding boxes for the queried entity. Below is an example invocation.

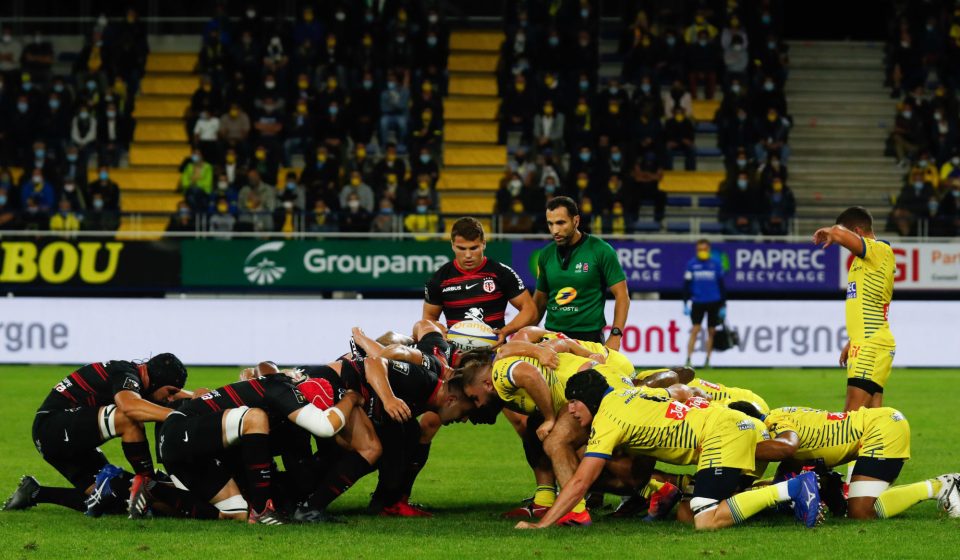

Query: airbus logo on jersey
[846,281,857,299]
[555,287,578,305]
[442,285,462,293]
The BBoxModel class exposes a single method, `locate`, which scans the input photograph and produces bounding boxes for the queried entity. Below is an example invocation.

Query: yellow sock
[640,479,665,499]
[725,484,781,524]
[572,499,587,513]
[534,485,556,508]
[874,479,941,519]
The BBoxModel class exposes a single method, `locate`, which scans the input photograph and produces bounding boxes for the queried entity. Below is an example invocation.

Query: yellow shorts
[858,407,911,461]
[847,342,896,389]
[696,408,763,473]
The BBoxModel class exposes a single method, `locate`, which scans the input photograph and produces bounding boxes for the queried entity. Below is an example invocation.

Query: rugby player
[731,403,960,520]
[4,354,188,515]
[157,364,362,524]
[813,207,896,411]
[515,370,823,530]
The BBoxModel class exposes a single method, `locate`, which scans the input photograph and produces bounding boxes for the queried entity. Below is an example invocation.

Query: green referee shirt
[536,234,626,332]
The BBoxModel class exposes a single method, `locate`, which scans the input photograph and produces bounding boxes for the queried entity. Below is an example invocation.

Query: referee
[683,238,726,368]
[533,197,630,350]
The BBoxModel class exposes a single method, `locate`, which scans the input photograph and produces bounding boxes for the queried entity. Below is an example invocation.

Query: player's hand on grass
[536,419,555,441]
[385,396,412,422]
[535,345,559,368]
[515,521,541,529]
[839,341,850,367]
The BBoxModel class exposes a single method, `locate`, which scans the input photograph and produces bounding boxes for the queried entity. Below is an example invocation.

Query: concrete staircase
[786,41,902,233]
[119,52,196,236]
[438,31,505,223]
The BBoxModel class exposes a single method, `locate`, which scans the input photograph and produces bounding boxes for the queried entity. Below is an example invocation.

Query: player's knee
[240,407,269,434]
[112,407,144,437]
[847,497,879,519]
[358,436,382,464]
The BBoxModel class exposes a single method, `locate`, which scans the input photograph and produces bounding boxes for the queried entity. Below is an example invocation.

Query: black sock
[241,433,273,513]
[121,441,155,477]
[399,442,431,498]
[307,451,373,510]
[148,483,219,520]
[34,486,86,511]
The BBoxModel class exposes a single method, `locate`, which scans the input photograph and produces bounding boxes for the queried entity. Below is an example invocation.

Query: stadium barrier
[1,299,957,368]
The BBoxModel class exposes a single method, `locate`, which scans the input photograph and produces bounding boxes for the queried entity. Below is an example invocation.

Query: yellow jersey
[585,387,760,467]
[491,353,594,415]
[764,407,910,467]
[845,237,895,346]
[688,378,770,415]
[542,332,637,380]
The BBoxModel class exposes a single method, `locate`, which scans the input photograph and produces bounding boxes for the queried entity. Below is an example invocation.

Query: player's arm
[511,325,548,343]
[289,391,364,438]
[423,276,444,321]
[541,336,603,362]
[499,290,538,342]
[533,289,548,324]
[755,430,799,462]
[352,327,386,357]
[516,456,607,529]
[510,361,558,436]
[606,280,630,351]
[378,343,424,364]
[422,302,443,321]
[496,340,559,369]
[363,358,412,422]
[636,369,680,388]
[114,390,174,423]
[812,224,865,257]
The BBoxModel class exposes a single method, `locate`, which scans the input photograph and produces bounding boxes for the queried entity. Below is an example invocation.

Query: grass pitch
[1,366,959,559]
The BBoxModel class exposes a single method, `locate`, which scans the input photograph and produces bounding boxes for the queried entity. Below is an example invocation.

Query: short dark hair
[835,206,873,233]
[696,238,710,247]
[446,375,466,397]
[546,196,579,217]
[728,401,764,420]
[450,217,485,242]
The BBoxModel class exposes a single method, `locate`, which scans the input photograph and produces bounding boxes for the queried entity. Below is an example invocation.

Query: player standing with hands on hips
[813,206,896,412]
[534,197,630,351]
[683,238,727,368]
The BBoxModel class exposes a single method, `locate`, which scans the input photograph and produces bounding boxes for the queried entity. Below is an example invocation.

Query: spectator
[596,98,629,147]
[763,178,795,235]
[21,195,48,230]
[888,101,926,166]
[346,143,376,183]
[403,195,442,240]
[410,107,443,157]
[284,99,316,165]
[238,169,276,217]
[0,25,22,82]
[87,166,120,211]
[210,171,238,211]
[219,102,251,157]
[499,74,535,145]
[49,197,81,235]
[603,144,626,178]
[236,189,273,233]
[208,197,237,236]
[658,28,687,84]
[370,198,397,233]
[83,192,119,231]
[889,170,936,235]
[372,143,407,192]
[40,92,71,153]
[97,102,133,167]
[664,106,696,170]
[252,96,285,164]
[380,72,411,151]
[662,80,693,117]
[621,27,658,85]
[222,148,243,187]
[9,95,37,165]
[340,170,375,212]
[496,172,524,213]
[308,198,339,233]
[627,154,667,223]
[755,106,791,163]
[890,31,923,98]
[107,8,149,100]
[405,174,438,211]
[633,110,663,162]
[687,29,721,99]
[718,105,757,163]
[502,196,535,234]
[59,145,87,191]
[21,168,55,214]
[180,149,214,211]
[60,177,87,212]
[0,183,21,230]
[316,35,346,88]
[684,11,719,44]
[249,144,279,186]
[758,152,788,190]
[756,34,789,87]
[410,147,440,186]
[933,178,960,236]
[166,200,196,232]
[752,75,788,120]
[70,103,97,166]
[566,96,594,151]
[276,170,306,230]
[349,70,379,146]
[720,171,763,234]
[301,145,340,209]
[928,107,958,164]
[339,192,373,232]
[193,108,221,164]
[723,34,749,84]
[910,151,939,191]
[532,100,564,156]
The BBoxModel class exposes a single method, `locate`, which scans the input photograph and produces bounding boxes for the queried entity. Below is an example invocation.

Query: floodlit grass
[1,366,958,559]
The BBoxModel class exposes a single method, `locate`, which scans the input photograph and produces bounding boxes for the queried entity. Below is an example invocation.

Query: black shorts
[847,377,884,395]
[691,301,723,327]
[693,466,743,501]
[158,411,226,465]
[852,457,905,483]
[32,408,109,489]
[416,332,451,375]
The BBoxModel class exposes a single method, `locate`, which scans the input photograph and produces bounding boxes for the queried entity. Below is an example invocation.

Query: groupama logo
[244,241,287,285]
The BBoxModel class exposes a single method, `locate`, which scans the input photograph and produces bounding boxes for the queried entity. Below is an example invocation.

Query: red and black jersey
[39,361,148,412]
[424,257,527,328]
[327,359,441,424]
[178,375,306,422]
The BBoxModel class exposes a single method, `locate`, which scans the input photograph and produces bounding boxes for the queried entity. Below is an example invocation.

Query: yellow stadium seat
[90,168,181,191]
[134,120,187,143]
[449,31,503,52]
[444,122,498,143]
[117,215,171,239]
[140,75,197,96]
[145,53,197,73]
[437,169,503,191]
[692,99,721,122]
[448,53,499,73]
[129,144,189,166]
[122,192,185,213]
[444,145,506,167]
[660,171,724,193]
[444,97,499,121]
[448,75,499,97]
[440,194,495,214]
[134,96,190,119]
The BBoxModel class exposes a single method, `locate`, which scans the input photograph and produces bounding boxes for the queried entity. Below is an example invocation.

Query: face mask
[64,183,75,192]
[580,8,589,18]
[80,111,89,119]
[328,106,338,116]
[675,113,685,122]
[666,36,677,47]
[761,14,771,24]
[217,202,229,213]
[608,181,619,192]
[1,34,9,43]
[545,184,556,194]
[928,200,939,213]
[363,80,373,90]
[640,83,651,94]
[611,152,622,162]
[387,81,397,90]
[53,83,64,93]
[335,11,346,21]
[919,159,929,168]
[397,36,406,44]
[737,179,748,190]
[935,112,943,121]
[356,148,366,158]
[773,181,783,193]
[226,153,236,164]
[548,37,559,47]
[903,111,912,119]
[93,199,104,210]
[420,154,431,164]
[952,157,960,166]
[35,149,45,159]
[386,153,396,163]
[265,81,276,89]
[255,150,266,160]
[87,80,97,91]
[365,13,374,23]
[17,102,27,113]
[217,181,228,190]
[22,82,32,91]
[380,207,394,215]
[733,44,743,51]
[191,154,200,162]
[579,152,591,162]
[697,250,710,260]
[508,179,522,195]
[953,190,960,198]
[0,195,6,206]
[427,36,438,47]
[179,208,190,217]
[698,39,707,47]
[48,98,61,110]
[246,9,256,18]
[346,199,360,211]
[32,175,42,184]
[286,181,296,190]
[515,83,526,93]
[578,80,590,91]
[768,41,776,50]
[764,82,774,92]
[67,153,78,162]
[99,171,109,181]
[417,205,429,214]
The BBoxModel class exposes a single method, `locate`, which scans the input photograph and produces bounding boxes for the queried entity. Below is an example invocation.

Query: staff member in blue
[683,238,726,368]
